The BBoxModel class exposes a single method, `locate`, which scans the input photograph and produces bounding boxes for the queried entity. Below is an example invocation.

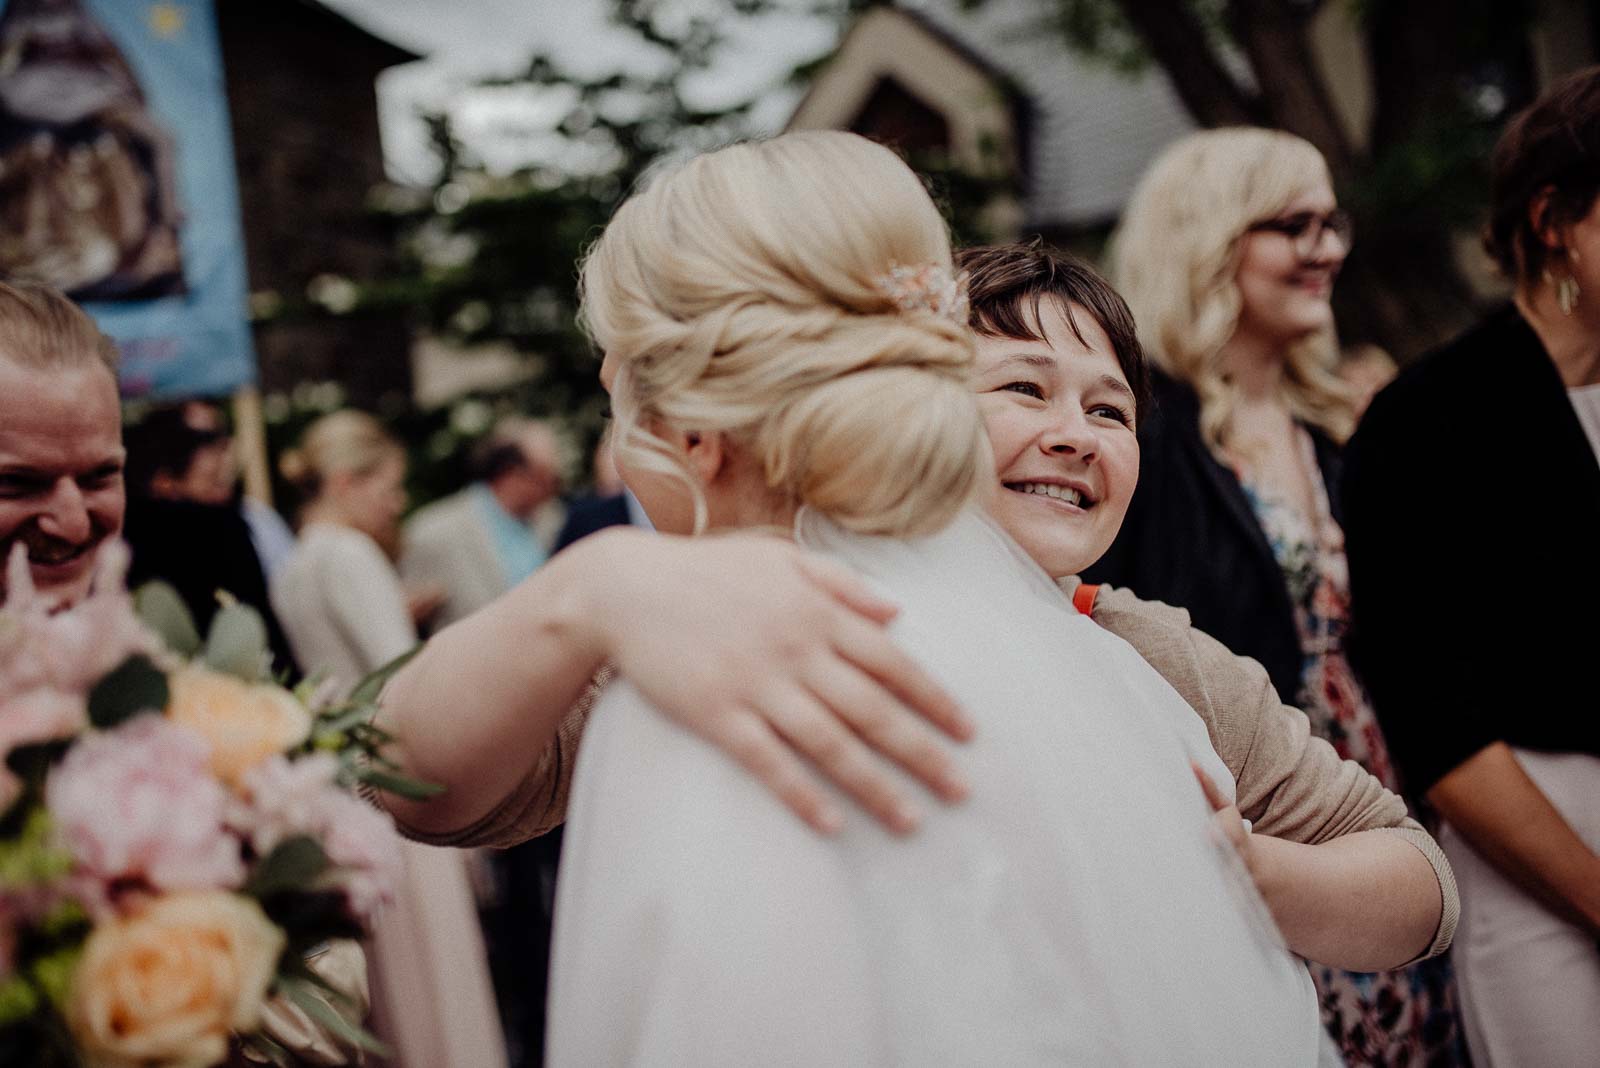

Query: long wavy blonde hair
[1110,127,1357,451]
[580,131,986,537]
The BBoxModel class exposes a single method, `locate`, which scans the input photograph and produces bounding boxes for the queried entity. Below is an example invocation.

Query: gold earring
[1559,273,1581,315]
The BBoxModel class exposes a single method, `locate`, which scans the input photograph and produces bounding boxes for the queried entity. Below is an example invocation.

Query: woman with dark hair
[1343,66,1600,1067]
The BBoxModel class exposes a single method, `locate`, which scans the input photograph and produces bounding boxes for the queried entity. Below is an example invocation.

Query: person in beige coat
[401,419,563,631]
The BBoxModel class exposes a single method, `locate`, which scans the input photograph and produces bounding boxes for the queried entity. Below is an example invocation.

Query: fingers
[1209,806,1249,855]
[760,684,925,835]
[701,709,844,835]
[831,612,973,742]
[793,551,901,625]
[804,657,969,807]
[1192,761,1231,813]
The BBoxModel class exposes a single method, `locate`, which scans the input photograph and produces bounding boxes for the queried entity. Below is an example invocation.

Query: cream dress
[548,510,1320,1066]
[273,523,507,1068]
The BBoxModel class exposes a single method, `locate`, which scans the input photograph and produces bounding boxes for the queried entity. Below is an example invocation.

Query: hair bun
[755,324,987,538]
[581,131,988,536]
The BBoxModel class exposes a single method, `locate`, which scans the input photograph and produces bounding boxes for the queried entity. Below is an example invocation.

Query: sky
[318,0,842,184]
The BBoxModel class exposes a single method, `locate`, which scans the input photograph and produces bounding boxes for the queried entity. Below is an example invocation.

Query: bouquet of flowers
[0,544,434,1068]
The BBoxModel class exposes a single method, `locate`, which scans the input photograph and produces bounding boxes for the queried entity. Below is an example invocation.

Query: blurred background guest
[122,401,297,677]
[1088,126,1465,1066]
[401,416,563,631]
[552,425,651,554]
[270,410,506,1068]
[1344,66,1600,1068]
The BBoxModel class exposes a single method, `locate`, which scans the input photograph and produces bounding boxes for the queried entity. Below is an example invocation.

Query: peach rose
[166,666,311,788]
[67,891,284,1068]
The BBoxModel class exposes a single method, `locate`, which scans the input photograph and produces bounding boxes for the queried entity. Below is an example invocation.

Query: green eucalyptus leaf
[133,582,201,657]
[244,836,330,900]
[86,655,169,730]
[204,601,270,682]
[356,766,445,801]
[314,704,377,737]
[347,645,420,706]
[276,975,390,1055]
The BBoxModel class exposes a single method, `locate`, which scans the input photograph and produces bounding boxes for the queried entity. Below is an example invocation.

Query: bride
[535,131,1319,1065]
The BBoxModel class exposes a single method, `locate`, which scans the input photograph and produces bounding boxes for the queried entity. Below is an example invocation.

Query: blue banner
[0,0,254,397]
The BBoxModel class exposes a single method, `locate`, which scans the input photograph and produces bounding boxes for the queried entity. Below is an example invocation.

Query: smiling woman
[0,281,125,609]
[960,243,1145,579]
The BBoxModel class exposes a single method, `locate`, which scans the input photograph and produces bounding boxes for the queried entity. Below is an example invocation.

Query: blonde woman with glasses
[1087,127,1465,1065]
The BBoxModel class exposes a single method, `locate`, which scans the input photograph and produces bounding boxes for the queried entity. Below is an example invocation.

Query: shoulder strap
[1072,582,1100,618]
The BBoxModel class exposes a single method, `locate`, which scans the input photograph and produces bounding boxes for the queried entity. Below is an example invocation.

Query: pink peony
[233,754,402,923]
[47,715,244,907]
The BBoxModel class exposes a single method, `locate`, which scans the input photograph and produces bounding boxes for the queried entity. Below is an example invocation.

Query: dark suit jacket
[123,496,299,679]
[1083,370,1343,706]
[553,493,632,554]
[1343,306,1600,795]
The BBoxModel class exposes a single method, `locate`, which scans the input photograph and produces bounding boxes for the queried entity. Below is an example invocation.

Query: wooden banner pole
[232,385,272,506]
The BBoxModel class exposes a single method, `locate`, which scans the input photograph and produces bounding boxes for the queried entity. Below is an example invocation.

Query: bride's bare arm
[377,526,972,838]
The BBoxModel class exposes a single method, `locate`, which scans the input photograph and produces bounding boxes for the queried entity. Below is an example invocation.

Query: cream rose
[166,666,312,788]
[67,891,284,1068]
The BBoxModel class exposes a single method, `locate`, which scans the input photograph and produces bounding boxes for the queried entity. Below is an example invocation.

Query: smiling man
[0,281,125,608]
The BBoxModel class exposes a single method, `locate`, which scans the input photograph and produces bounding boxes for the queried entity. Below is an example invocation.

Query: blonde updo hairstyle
[580,131,986,538]
[278,409,404,504]
[1110,127,1357,452]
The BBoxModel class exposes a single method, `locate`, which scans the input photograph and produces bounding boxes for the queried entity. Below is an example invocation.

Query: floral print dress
[1238,429,1467,1068]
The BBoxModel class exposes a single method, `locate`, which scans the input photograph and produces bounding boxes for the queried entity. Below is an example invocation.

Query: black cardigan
[1342,306,1600,796]
[1082,371,1343,706]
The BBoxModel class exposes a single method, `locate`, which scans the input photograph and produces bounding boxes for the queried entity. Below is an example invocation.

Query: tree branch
[1111,0,1263,127]
[1227,0,1356,177]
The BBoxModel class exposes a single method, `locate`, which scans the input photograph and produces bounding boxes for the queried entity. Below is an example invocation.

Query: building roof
[275,0,423,68]
[812,0,1197,230]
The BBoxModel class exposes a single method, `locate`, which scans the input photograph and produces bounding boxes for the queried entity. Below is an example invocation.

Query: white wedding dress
[548,510,1319,1066]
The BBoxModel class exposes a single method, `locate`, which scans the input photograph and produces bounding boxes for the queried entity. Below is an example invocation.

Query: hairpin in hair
[872,263,970,325]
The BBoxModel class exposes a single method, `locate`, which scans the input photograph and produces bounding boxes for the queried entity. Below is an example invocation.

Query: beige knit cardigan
[387,578,1458,961]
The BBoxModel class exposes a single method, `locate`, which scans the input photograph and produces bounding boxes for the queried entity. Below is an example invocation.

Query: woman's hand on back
[575,528,973,835]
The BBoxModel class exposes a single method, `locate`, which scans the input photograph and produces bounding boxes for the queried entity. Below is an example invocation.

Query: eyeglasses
[1245,208,1354,258]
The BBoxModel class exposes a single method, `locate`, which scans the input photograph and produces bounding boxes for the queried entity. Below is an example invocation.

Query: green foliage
[85,656,168,730]
[245,836,332,902]
[362,6,778,457]
[347,647,420,708]
[307,0,1029,497]
[0,809,73,890]
[204,602,271,684]
[28,947,81,1014]
[352,766,445,802]
[276,973,390,1056]
[133,582,202,658]
[0,977,39,1028]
